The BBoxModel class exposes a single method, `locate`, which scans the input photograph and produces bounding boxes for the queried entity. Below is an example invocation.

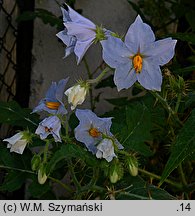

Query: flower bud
[3,131,32,154]
[31,154,41,171]
[38,165,47,185]
[127,156,138,177]
[109,161,123,183]
[65,83,88,110]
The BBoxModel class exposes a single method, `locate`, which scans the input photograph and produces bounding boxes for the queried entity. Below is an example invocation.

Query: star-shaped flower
[35,116,62,142]
[101,15,177,91]
[74,109,123,159]
[32,78,69,115]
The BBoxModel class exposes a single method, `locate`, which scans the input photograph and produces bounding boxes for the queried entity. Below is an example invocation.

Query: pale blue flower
[56,7,77,58]
[59,4,110,64]
[3,132,28,154]
[101,15,177,91]
[96,138,116,162]
[74,109,123,157]
[32,78,69,115]
[35,116,61,142]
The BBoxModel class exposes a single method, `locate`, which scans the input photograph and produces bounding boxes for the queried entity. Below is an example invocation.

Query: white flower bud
[3,132,29,154]
[38,168,47,185]
[65,84,87,110]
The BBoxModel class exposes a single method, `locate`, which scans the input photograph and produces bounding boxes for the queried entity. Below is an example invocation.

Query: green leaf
[0,171,27,192]
[0,101,38,129]
[167,33,195,45]
[186,10,195,31]
[116,175,176,200]
[28,180,51,198]
[47,144,97,173]
[109,101,153,156]
[173,65,195,75]
[17,9,63,29]
[160,109,195,185]
[106,97,128,107]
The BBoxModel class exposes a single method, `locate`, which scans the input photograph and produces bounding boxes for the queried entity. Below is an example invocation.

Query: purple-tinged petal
[74,128,97,153]
[143,38,177,65]
[114,61,137,91]
[101,36,131,68]
[137,59,162,91]
[125,15,155,52]
[45,82,58,101]
[65,22,96,41]
[74,38,95,64]
[61,7,71,22]
[66,4,95,27]
[35,116,62,142]
[96,138,116,162]
[55,78,69,102]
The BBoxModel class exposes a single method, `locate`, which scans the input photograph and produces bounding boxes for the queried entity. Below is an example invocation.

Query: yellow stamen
[45,101,60,110]
[132,54,143,73]
[89,128,100,138]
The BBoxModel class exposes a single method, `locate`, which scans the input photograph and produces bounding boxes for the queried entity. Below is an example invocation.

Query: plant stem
[138,168,183,189]
[0,165,73,193]
[67,159,81,190]
[175,93,182,113]
[48,176,73,193]
[150,91,183,126]
[0,165,34,174]
[43,140,50,163]
[178,163,187,186]
[87,67,110,84]
[83,57,94,110]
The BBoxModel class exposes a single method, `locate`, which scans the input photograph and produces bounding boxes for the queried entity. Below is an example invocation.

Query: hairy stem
[138,168,183,189]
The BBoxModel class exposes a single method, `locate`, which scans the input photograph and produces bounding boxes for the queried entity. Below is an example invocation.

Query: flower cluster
[75,109,123,162]
[3,4,177,185]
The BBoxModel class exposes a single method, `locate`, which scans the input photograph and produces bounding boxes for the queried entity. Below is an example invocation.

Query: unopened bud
[109,161,123,183]
[127,156,138,177]
[31,154,41,171]
[38,165,47,185]
[65,83,88,110]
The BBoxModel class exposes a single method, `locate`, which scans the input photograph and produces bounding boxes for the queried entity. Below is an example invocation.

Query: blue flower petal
[60,7,71,22]
[55,78,69,102]
[143,38,177,65]
[65,22,96,41]
[66,4,95,27]
[56,31,76,57]
[125,15,155,52]
[101,36,131,68]
[45,82,57,101]
[74,38,95,64]
[114,62,137,91]
[137,59,162,91]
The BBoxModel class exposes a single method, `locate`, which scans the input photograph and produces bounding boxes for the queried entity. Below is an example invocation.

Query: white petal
[3,132,23,145]
[9,140,27,154]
